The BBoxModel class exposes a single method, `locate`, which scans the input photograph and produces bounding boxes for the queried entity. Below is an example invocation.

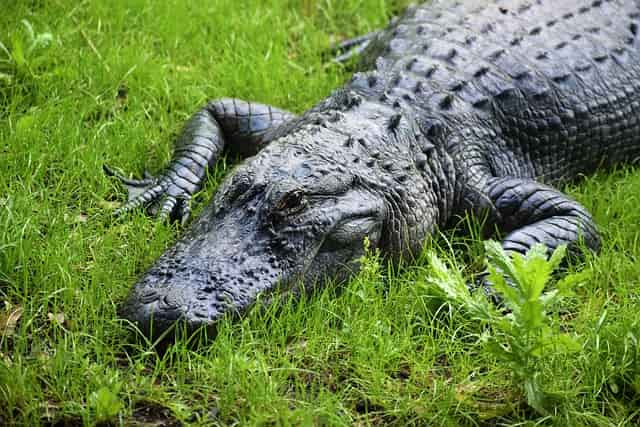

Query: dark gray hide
[110,0,640,337]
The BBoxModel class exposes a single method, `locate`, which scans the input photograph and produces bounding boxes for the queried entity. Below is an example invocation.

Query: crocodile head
[119,133,394,338]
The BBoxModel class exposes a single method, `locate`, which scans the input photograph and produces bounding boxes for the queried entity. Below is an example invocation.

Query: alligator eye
[274,189,307,215]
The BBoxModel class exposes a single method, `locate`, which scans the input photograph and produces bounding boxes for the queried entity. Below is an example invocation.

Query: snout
[118,258,285,338]
[118,279,209,338]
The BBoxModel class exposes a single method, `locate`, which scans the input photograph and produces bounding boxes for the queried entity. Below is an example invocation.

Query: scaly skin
[108,0,640,338]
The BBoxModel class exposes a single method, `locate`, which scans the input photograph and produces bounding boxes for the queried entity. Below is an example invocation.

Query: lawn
[1,0,640,425]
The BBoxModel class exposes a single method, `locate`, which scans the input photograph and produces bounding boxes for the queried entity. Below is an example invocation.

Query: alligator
[107,0,640,338]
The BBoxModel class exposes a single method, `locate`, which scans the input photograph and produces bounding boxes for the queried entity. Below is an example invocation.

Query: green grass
[1,0,640,425]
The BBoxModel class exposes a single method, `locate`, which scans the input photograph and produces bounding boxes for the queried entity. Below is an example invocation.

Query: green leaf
[547,244,567,270]
[427,252,468,302]
[539,289,559,307]
[10,32,25,68]
[488,264,520,309]
[524,376,548,415]
[427,252,493,322]
[484,241,519,283]
[467,292,494,322]
[525,242,549,260]
[484,339,512,361]
[553,333,582,353]
[520,299,544,331]
[555,270,588,298]
[520,255,551,300]
[90,386,123,422]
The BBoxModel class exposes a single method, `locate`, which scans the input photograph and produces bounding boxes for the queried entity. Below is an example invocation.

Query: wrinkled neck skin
[121,93,460,337]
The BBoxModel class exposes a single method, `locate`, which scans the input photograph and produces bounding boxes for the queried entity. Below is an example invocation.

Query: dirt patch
[128,400,181,427]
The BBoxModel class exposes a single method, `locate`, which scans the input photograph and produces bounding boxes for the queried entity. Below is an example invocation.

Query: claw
[104,163,159,202]
[178,199,191,226]
[158,196,178,222]
[113,183,164,217]
[103,164,156,187]
[104,163,196,223]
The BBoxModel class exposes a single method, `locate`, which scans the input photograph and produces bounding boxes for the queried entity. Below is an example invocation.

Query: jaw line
[269,233,327,301]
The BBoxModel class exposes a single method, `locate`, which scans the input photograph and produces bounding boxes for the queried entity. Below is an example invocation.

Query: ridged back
[349,0,640,184]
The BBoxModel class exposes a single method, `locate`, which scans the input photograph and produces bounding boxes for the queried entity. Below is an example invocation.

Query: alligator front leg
[465,177,600,299]
[478,177,601,256]
[105,99,295,223]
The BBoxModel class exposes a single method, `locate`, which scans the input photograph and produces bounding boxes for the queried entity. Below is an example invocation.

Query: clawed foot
[103,164,193,224]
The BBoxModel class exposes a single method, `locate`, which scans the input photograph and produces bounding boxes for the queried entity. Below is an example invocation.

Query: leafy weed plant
[429,242,583,415]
